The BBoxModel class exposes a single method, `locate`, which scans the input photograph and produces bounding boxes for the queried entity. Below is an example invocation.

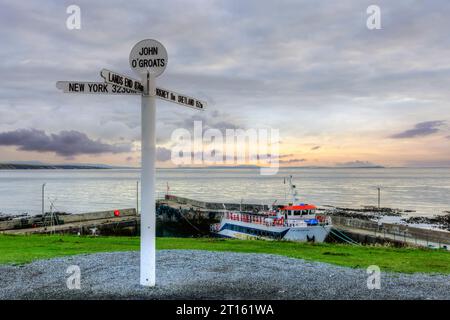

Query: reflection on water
[0,167,449,216]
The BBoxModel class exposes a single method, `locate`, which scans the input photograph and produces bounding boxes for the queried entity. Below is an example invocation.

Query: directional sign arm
[155,87,207,110]
[100,69,144,92]
[56,81,140,95]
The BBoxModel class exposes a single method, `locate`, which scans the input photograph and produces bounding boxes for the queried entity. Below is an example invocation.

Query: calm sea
[0,168,449,217]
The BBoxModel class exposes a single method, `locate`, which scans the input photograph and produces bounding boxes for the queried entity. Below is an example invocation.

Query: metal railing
[331,216,450,250]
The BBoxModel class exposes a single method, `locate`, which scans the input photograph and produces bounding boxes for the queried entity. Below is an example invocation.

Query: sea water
[0,167,449,217]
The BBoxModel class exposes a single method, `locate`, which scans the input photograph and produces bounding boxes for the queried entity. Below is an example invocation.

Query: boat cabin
[280,204,316,219]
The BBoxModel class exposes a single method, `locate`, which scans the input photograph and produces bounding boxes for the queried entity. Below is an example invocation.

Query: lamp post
[377,187,381,209]
[42,183,46,215]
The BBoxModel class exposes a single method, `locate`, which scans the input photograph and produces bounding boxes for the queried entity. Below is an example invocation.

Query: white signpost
[56,39,206,287]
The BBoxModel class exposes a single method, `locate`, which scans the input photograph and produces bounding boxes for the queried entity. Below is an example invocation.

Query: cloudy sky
[0,0,449,167]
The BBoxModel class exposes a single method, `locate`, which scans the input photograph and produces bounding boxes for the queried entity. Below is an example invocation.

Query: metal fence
[332,216,450,249]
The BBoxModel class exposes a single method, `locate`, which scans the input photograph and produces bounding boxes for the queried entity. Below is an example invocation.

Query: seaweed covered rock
[403,213,450,231]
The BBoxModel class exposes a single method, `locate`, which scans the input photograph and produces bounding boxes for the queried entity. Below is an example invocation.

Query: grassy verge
[0,234,449,274]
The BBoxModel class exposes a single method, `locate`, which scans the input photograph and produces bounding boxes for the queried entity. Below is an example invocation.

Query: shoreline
[2,204,450,233]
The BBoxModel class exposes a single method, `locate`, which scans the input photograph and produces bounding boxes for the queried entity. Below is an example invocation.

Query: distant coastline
[1,164,385,170]
[0,163,109,170]
[3,163,450,170]
[174,165,386,169]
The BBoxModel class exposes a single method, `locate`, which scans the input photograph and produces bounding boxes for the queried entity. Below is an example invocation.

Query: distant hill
[172,165,385,169]
[0,163,109,170]
[0,162,385,170]
[175,165,261,169]
[284,165,385,169]
[0,161,138,170]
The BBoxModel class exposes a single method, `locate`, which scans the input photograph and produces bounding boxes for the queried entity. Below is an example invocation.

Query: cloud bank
[390,121,446,139]
[0,129,131,157]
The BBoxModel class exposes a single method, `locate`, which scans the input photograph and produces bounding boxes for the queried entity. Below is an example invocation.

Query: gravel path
[0,250,449,300]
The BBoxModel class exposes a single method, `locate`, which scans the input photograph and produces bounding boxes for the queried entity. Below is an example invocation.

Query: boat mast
[288,175,299,205]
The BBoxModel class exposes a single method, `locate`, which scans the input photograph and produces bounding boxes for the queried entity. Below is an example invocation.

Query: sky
[0,0,449,167]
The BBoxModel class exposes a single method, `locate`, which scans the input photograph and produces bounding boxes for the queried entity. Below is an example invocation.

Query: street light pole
[42,183,46,215]
[377,187,381,209]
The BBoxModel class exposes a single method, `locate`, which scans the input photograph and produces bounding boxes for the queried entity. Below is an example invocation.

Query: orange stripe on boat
[281,204,316,210]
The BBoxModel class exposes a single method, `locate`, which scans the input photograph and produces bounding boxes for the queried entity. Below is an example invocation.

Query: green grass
[0,234,449,274]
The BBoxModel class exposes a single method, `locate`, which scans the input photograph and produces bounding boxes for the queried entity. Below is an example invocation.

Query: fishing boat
[210,176,332,242]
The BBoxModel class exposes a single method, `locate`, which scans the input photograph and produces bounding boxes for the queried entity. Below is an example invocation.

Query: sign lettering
[129,39,168,77]
[155,87,206,110]
[56,81,139,95]
[100,69,144,92]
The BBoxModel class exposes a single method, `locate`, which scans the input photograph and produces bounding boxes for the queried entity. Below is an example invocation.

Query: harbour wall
[163,195,270,211]
[0,208,137,232]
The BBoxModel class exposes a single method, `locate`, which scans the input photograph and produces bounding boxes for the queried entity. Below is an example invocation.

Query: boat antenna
[271,199,277,210]
[288,175,299,204]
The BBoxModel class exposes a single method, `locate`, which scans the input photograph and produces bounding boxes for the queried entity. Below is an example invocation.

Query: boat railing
[225,212,271,224]
[224,211,331,227]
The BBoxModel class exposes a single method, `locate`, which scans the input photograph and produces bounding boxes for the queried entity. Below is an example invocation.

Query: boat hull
[214,218,332,243]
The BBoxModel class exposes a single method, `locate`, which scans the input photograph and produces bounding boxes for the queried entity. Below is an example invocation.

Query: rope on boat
[329,229,357,245]
[327,231,345,244]
[328,226,358,243]
[333,228,361,245]
[177,209,203,234]
[334,228,360,244]
[329,228,361,246]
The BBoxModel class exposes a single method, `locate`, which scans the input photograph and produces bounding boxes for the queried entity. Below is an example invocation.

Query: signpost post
[56,39,206,287]
[129,39,168,287]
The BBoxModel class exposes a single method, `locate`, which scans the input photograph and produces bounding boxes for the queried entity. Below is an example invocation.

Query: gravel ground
[0,250,449,300]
